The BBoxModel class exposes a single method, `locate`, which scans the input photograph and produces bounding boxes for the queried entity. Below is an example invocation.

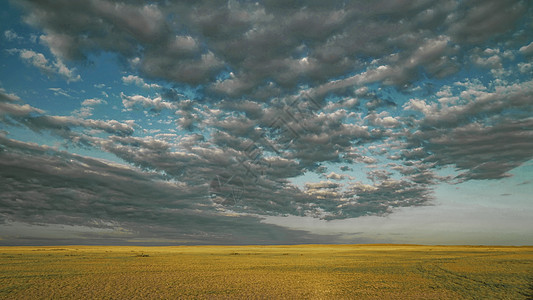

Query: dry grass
[0,244,532,299]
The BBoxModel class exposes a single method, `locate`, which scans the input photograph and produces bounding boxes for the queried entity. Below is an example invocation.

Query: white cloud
[48,87,72,98]
[365,112,401,128]
[405,79,533,127]
[325,172,354,181]
[518,62,532,74]
[72,106,94,118]
[471,54,502,69]
[519,41,533,56]
[4,30,22,41]
[9,48,81,82]
[121,93,176,112]
[82,98,106,106]
[122,75,161,89]
[0,88,22,102]
[73,98,107,117]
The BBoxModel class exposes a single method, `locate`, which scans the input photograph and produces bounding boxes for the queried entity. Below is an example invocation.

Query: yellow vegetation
[0,244,532,299]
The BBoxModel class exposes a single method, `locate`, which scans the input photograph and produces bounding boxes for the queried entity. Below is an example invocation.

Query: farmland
[0,244,532,299]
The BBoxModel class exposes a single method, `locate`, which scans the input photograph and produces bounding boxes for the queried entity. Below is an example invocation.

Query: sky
[0,0,532,246]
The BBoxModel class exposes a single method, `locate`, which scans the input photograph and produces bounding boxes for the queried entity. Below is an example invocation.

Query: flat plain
[0,244,532,299]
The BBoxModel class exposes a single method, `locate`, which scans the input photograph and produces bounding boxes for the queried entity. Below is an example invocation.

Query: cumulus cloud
[518,62,532,74]
[402,79,533,180]
[121,93,177,112]
[471,52,503,69]
[408,118,533,181]
[365,112,401,128]
[404,79,533,128]
[8,48,81,82]
[4,29,22,41]
[72,98,107,118]
[340,179,432,217]
[447,0,527,44]
[122,75,161,89]
[81,98,106,106]
[325,172,354,181]
[15,0,530,97]
[10,0,533,181]
[519,41,533,56]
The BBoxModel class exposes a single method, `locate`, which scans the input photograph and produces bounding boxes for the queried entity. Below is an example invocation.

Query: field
[0,245,532,299]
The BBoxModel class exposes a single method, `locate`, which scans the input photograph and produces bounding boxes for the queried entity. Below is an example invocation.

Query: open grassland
[0,244,532,299]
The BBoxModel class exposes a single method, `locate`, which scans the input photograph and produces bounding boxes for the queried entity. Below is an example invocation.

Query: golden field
[0,244,532,299]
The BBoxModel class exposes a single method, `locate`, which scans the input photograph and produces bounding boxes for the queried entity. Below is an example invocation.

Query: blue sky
[0,0,532,245]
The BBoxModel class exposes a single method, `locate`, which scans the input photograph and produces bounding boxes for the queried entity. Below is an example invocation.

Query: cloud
[8,48,81,82]
[402,79,533,180]
[0,90,43,118]
[71,107,93,118]
[518,62,532,74]
[0,88,21,102]
[23,115,135,139]
[3,0,532,244]
[447,0,528,44]
[17,0,224,84]
[325,172,354,181]
[410,119,533,181]
[121,93,177,112]
[81,98,106,106]
[16,0,530,98]
[471,52,503,69]
[71,98,107,118]
[519,41,533,56]
[1,89,133,142]
[9,0,533,179]
[48,87,73,98]
[0,134,330,245]
[304,181,342,204]
[404,79,533,128]
[343,152,378,165]
[297,177,434,220]
[4,29,22,41]
[342,179,432,214]
[122,75,161,89]
[365,112,401,128]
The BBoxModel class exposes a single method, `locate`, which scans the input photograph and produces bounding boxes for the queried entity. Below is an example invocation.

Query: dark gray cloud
[14,0,531,97]
[15,0,222,85]
[0,89,134,141]
[0,90,434,222]
[402,79,533,180]
[404,80,533,129]
[407,118,533,181]
[448,0,528,44]
[0,134,333,245]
